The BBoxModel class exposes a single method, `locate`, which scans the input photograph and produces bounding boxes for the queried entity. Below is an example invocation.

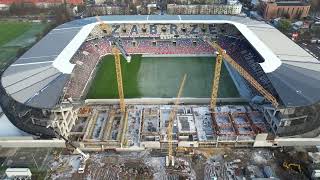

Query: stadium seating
[64,37,215,99]
[217,36,278,97]
[65,35,279,100]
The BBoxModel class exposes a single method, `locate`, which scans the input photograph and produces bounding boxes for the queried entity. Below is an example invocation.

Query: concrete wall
[0,137,65,148]
[253,133,320,147]
[85,97,247,105]
[141,141,160,148]
[276,104,320,137]
[178,141,199,147]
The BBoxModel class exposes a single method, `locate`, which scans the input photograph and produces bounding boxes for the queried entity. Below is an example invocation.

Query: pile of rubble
[204,149,278,180]
[167,158,196,179]
[49,155,82,180]
[204,155,242,179]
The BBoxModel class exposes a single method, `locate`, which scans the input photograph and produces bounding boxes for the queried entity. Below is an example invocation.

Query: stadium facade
[0,15,320,138]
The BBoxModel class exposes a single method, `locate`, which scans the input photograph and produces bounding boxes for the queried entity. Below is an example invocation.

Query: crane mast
[209,41,279,110]
[167,74,187,167]
[210,48,223,110]
[112,47,125,113]
[95,16,126,113]
[96,16,109,33]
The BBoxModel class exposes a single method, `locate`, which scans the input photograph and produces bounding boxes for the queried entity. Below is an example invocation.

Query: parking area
[298,42,320,60]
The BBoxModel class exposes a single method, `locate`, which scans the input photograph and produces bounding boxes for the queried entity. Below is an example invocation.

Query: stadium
[0,15,320,146]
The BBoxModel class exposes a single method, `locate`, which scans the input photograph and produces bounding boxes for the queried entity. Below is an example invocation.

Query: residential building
[0,0,83,6]
[167,0,242,15]
[261,0,310,20]
[85,5,130,16]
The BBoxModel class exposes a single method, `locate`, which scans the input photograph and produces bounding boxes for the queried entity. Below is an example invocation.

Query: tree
[77,4,86,13]
[282,12,290,19]
[9,2,18,15]
[310,0,320,12]
[278,19,292,33]
[299,31,312,41]
[49,5,70,25]
[9,2,41,15]
[311,27,320,38]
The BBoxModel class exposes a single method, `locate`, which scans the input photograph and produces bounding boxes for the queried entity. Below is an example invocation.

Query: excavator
[283,161,302,173]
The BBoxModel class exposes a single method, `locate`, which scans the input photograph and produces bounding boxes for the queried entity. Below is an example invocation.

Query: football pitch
[86,55,239,99]
[0,21,48,68]
[0,21,33,46]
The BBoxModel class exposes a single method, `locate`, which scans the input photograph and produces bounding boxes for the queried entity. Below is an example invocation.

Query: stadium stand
[0,65,56,137]
[1,15,320,138]
[217,36,278,98]
[64,37,215,99]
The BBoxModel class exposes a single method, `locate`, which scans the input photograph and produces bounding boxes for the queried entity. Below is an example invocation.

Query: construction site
[69,104,268,150]
[2,15,320,179]
[65,41,272,151]
[44,145,315,179]
[43,37,303,179]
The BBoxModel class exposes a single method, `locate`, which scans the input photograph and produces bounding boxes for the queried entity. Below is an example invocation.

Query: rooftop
[276,1,309,6]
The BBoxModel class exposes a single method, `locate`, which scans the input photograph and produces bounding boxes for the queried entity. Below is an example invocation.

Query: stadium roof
[1,15,319,108]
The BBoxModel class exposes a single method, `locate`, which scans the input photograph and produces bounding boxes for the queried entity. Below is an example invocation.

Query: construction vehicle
[282,161,302,173]
[208,41,279,112]
[166,74,187,167]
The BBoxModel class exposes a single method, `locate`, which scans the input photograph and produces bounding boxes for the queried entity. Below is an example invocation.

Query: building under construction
[69,104,269,151]
[1,15,320,151]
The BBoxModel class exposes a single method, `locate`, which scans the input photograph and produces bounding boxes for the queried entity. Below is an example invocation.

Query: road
[297,42,320,60]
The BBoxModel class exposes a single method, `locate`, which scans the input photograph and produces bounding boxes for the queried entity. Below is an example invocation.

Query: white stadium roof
[1,15,320,108]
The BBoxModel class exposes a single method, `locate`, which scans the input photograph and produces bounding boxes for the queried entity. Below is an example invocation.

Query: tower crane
[209,41,279,112]
[112,47,125,113]
[96,16,109,33]
[95,16,127,113]
[166,74,187,167]
[210,46,223,111]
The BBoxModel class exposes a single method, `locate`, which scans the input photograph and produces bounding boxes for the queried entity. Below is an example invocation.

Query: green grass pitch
[0,21,47,69]
[86,55,239,99]
[0,21,32,46]
[87,54,142,99]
